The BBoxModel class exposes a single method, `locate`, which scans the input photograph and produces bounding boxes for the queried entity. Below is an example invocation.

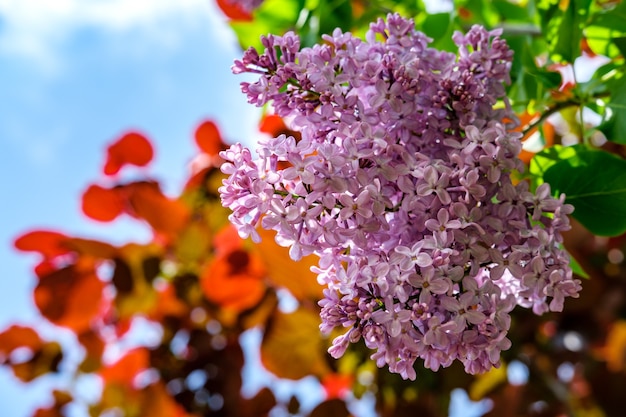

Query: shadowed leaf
[544,149,626,236]
[77,330,105,373]
[0,325,42,358]
[308,399,350,417]
[34,265,105,332]
[469,364,507,401]
[201,249,266,312]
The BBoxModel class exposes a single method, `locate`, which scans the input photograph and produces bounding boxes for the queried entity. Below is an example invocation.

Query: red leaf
[34,261,58,278]
[259,114,286,136]
[215,0,253,21]
[194,120,225,157]
[100,347,149,387]
[322,373,353,399]
[126,182,189,237]
[34,264,105,332]
[213,224,244,256]
[259,114,302,142]
[581,37,597,57]
[201,248,266,312]
[14,230,70,258]
[104,131,153,175]
[0,325,42,357]
[82,184,124,222]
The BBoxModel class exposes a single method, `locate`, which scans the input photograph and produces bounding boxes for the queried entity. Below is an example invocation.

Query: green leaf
[421,13,449,40]
[459,0,501,28]
[568,250,590,279]
[614,36,626,58]
[543,149,626,236]
[492,0,530,21]
[529,144,581,179]
[420,13,456,52]
[585,0,626,58]
[230,0,304,50]
[598,76,626,144]
[315,0,352,39]
[584,25,624,57]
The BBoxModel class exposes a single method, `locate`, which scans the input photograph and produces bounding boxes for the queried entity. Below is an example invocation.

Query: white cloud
[0,0,236,73]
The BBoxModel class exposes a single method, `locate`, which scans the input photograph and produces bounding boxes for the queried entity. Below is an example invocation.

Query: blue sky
[0,0,262,414]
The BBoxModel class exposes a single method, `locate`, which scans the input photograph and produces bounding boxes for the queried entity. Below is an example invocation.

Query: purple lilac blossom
[220,13,582,380]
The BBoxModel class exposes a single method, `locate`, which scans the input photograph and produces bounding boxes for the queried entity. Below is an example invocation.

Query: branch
[521,100,580,138]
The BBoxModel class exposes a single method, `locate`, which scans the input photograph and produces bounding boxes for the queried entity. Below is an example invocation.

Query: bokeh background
[0,1,260,414]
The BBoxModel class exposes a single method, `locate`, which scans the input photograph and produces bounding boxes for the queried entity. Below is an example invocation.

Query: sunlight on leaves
[260,307,331,380]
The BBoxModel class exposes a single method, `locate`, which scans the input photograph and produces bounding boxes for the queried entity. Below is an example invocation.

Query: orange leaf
[10,341,63,383]
[259,114,287,136]
[513,111,555,165]
[259,114,301,142]
[82,184,125,222]
[184,166,210,190]
[215,0,253,21]
[0,325,42,357]
[151,284,188,321]
[32,390,72,417]
[195,120,225,157]
[260,307,331,379]
[14,230,70,258]
[141,382,194,417]
[100,347,149,387]
[104,131,154,175]
[77,330,105,373]
[213,224,244,256]
[201,249,266,312]
[322,373,354,399]
[581,36,597,57]
[598,320,626,372]
[0,327,63,382]
[34,261,58,279]
[64,237,118,259]
[127,182,189,237]
[34,264,105,332]
[254,228,323,301]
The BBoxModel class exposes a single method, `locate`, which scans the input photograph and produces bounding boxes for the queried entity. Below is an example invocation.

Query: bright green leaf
[529,144,581,179]
[543,150,626,236]
[231,0,304,50]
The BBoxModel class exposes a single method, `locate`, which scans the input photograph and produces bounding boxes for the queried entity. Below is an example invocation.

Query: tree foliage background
[3,0,626,416]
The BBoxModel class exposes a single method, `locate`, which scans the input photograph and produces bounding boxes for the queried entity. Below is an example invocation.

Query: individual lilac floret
[220,13,582,380]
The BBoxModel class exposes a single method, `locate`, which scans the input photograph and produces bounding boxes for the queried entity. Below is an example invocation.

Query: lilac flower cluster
[220,14,582,380]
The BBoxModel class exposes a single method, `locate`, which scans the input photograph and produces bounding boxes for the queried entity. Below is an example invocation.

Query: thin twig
[521,100,580,137]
